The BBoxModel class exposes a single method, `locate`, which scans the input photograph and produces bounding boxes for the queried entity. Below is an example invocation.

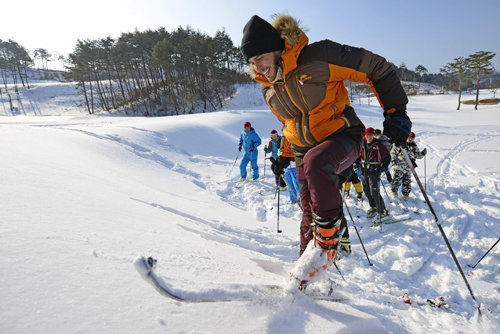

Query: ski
[135,256,455,311]
[402,292,452,308]
[368,217,410,227]
[427,295,451,309]
[134,256,347,303]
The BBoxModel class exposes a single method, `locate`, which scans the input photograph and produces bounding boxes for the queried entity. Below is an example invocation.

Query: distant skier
[343,160,363,200]
[240,14,411,289]
[375,129,393,183]
[391,132,427,199]
[238,121,262,181]
[265,129,288,189]
[360,127,391,219]
[264,129,280,159]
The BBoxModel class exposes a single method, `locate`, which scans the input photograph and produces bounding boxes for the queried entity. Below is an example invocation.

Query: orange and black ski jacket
[251,15,408,157]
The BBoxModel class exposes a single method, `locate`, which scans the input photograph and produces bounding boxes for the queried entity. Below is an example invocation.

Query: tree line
[0,39,33,95]
[388,51,497,110]
[66,27,248,115]
[440,51,497,110]
[1,31,498,114]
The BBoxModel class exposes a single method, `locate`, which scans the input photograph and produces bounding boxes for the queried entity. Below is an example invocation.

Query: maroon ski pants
[297,134,360,254]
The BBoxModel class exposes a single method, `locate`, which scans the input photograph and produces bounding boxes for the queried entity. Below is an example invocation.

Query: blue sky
[1,0,499,73]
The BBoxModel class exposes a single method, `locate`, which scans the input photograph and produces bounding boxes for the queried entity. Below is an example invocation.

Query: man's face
[366,133,374,143]
[248,51,281,81]
[271,133,278,140]
[244,126,251,133]
[407,136,414,143]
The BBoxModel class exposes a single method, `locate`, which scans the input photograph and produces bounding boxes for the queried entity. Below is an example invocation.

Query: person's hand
[263,145,268,154]
[270,156,289,175]
[238,146,242,152]
[275,156,290,170]
[422,148,427,155]
[383,110,412,146]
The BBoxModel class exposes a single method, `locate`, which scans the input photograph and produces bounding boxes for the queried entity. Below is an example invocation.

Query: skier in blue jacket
[238,121,262,180]
[264,129,280,159]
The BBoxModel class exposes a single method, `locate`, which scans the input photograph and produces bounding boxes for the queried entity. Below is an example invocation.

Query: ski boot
[375,209,389,220]
[339,238,351,259]
[367,207,377,217]
[289,213,343,291]
[356,192,363,200]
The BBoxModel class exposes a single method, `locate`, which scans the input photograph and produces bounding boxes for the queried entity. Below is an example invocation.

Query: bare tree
[488,80,500,98]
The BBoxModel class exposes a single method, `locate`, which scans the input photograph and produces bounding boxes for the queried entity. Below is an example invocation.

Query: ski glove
[383,110,412,146]
[270,156,290,175]
[263,145,268,154]
[238,146,242,152]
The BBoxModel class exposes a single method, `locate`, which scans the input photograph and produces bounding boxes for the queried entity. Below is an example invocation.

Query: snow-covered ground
[1,82,499,333]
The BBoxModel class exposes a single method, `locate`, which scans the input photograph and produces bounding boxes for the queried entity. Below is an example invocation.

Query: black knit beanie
[241,15,284,62]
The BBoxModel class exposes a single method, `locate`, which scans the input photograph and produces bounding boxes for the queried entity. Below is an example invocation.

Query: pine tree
[414,65,428,88]
[465,51,496,110]
[440,57,468,110]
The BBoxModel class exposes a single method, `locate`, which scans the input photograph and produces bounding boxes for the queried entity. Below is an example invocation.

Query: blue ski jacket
[239,128,262,154]
[265,136,281,159]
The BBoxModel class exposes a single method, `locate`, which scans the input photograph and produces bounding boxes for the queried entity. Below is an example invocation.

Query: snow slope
[0,83,499,333]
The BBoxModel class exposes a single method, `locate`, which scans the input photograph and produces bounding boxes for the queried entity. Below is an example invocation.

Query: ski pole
[228,150,240,176]
[470,238,499,269]
[333,262,345,281]
[402,148,482,315]
[263,148,267,176]
[277,183,282,233]
[342,194,373,266]
[280,174,303,211]
[380,179,392,203]
[424,154,427,192]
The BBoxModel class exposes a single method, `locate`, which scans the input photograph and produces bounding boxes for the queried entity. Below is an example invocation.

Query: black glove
[263,145,268,154]
[338,166,353,184]
[383,110,412,146]
[422,148,427,156]
[270,156,290,175]
[249,146,254,152]
[238,146,242,152]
